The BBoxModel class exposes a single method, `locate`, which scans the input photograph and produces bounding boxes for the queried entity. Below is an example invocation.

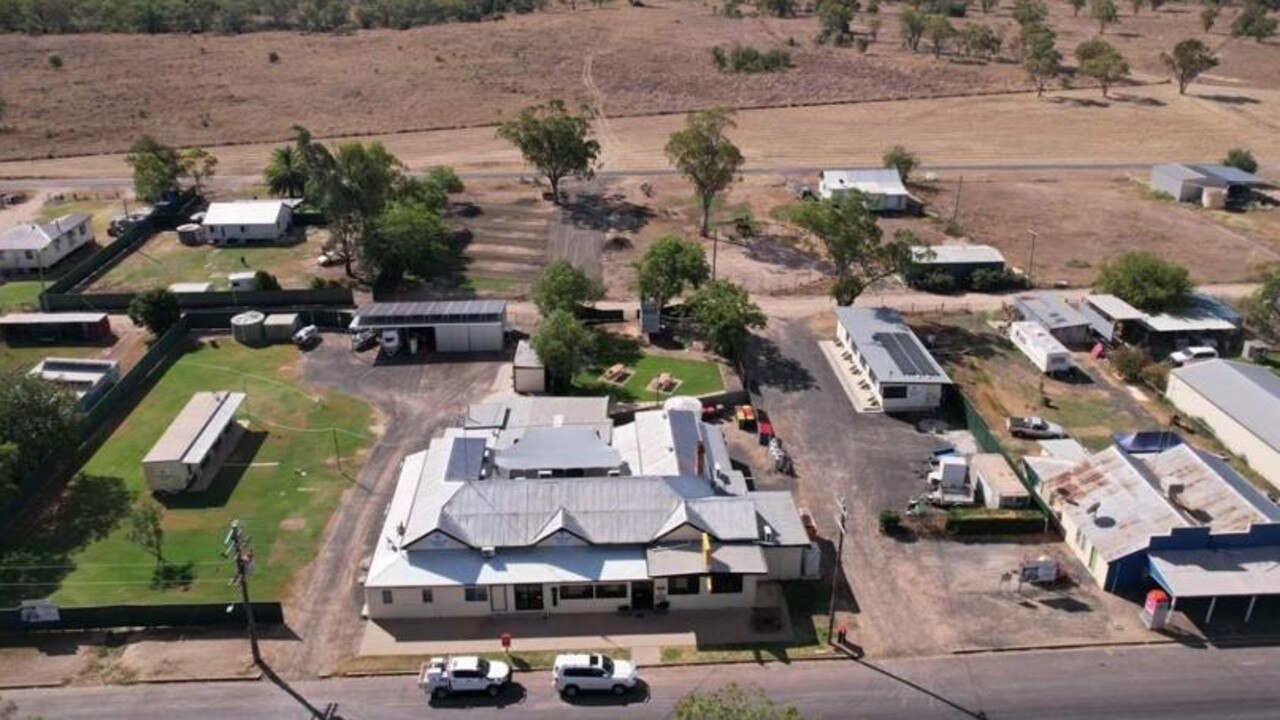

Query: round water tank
[663,396,704,414]
[231,310,266,346]
[1202,187,1227,210]
[177,223,204,245]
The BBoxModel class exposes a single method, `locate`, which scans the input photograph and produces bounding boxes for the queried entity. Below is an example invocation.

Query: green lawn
[0,341,375,606]
[574,334,724,402]
[0,281,43,312]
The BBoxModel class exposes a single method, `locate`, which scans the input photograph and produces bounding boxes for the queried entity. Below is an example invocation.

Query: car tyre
[432,687,448,699]
[563,685,579,698]
[487,685,501,698]
[612,684,627,696]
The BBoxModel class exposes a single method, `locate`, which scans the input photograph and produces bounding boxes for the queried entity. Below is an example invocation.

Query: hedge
[945,508,1045,536]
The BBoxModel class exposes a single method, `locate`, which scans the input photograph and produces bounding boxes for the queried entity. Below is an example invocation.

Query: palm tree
[263,145,307,198]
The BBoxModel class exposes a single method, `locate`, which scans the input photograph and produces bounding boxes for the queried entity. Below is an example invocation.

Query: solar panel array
[873,332,936,377]
[357,300,506,327]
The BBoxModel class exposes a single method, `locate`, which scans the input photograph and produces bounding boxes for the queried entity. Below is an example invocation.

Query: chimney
[695,440,706,477]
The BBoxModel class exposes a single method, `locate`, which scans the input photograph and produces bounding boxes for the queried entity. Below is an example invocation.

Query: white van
[380,329,402,355]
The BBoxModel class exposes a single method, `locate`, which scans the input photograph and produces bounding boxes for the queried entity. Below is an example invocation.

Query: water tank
[231,310,266,346]
[663,396,703,414]
[1202,187,1227,210]
[176,223,204,245]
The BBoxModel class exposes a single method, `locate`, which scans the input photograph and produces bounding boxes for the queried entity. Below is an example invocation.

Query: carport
[349,300,506,354]
[1148,547,1280,624]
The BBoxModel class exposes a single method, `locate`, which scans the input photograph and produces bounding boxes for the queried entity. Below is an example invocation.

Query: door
[631,581,654,610]
[514,584,544,611]
[490,586,507,613]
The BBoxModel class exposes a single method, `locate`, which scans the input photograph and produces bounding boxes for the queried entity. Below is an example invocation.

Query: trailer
[1009,321,1073,376]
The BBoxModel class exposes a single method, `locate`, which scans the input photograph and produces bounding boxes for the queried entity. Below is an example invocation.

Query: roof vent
[481,546,497,558]
[762,524,776,542]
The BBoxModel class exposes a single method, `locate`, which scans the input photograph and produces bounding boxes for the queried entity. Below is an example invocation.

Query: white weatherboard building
[365,397,816,619]
[1166,360,1280,492]
[0,214,93,277]
[142,391,246,494]
[834,306,951,412]
[202,200,295,244]
[817,169,909,211]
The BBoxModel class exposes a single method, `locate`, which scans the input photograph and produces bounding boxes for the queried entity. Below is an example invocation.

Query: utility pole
[951,176,964,225]
[1027,228,1039,286]
[224,520,262,666]
[826,495,849,644]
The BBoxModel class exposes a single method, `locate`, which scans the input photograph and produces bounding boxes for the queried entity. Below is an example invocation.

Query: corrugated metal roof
[514,339,542,368]
[834,306,951,384]
[820,169,908,197]
[467,396,611,449]
[143,391,245,466]
[911,244,1006,265]
[1015,294,1089,331]
[1137,445,1280,529]
[751,491,811,545]
[1171,360,1280,454]
[203,200,289,227]
[352,300,507,329]
[0,213,91,251]
[1084,295,1146,321]
[1150,546,1280,598]
[646,543,768,577]
[367,546,650,588]
[1186,164,1268,186]
[0,312,107,325]
[493,426,621,472]
[970,454,1027,499]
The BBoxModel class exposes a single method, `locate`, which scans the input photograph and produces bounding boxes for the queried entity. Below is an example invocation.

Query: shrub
[945,508,1044,536]
[970,268,1029,292]
[1111,345,1148,382]
[48,53,63,69]
[1222,147,1259,174]
[711,44,793,73]
[427,165,465,193]
[879,508,902,534]
[268,50,280,63]
[1140,362,1169,392]
[912,271,958,294]
[882,145,920,182]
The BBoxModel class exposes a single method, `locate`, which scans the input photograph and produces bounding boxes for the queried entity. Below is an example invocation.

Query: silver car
[552,654,638,697]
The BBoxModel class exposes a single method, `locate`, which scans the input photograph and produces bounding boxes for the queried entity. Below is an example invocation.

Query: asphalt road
[8,645,1280,719]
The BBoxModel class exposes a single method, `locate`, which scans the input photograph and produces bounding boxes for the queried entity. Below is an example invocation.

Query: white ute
[552,654,638,697]
[419,656,511,699]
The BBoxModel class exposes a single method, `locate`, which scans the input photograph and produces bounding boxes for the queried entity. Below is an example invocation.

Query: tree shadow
[743,235,833,274]
[0,474,132,605]
[1050,96,1110,109]
[742,336,816,393]
[1111,93,1166,107]
[563,192,654,234]
[1198,94,1262,105]
[909,320,1006,363]
[157,431,267,510]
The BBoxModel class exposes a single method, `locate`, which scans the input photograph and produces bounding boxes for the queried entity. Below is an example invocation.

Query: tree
[687,280,767,359]
[263,145,307,198]
[923,14,956,57]
[1223,148,1259,174]
[179,147,217,195]
[253,270,281,291]
[127,499,165,565]
[1094,251,1193,313]
[792,193,912,305]
[426,165,465,193]
[365,198,451,284]
[636,235,711,308]
[1070,0,1087,16]
[816,0,854,45]
[1011,0,1048,26]
[531,310,595,391]
[1162,38,1218,94]
[665,109,745,237]
[1075,39,1129,97]
[1232,1,1278,42]
[124,135,180,203]
[0,377,81,507]
[899,8,927,50]
[1022,24,1062,97]
[959,22,1003,58]
[1089,0,1119,32]
[1201,1,1221,32]
[497,100,600,205]
[1240,263,1280,341]
[533,260,604,316]
[673,683,805,720]
[127,288,181,336]
[882,145,920,182]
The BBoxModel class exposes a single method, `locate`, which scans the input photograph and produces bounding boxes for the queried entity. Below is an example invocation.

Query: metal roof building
[350,300,506,354]
[142,391,246,494]
[1014,293,1091,346]
[1167,360,1280,492]
[27,357,119,409]
[817,169,910,211]
[1150,163,1270,204]
[834,306,951,413]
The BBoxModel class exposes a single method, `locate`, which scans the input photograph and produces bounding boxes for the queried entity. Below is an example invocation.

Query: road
[8,645,1280,719]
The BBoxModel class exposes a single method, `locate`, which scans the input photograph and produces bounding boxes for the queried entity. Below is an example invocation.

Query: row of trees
[0,0,549,35]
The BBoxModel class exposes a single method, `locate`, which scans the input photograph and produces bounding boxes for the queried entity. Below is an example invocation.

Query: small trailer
[1009,321,1073,376]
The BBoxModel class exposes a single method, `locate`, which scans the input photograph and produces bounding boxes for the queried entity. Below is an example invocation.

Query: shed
[907,244,1006,286]
[27,357,119,409]
[263,313,301,344]
[1013,293,1091,346]
[833,306,951,412]
[817,169,910,211]
[228,272,257,291]
[1150,164,1269,205]
[202,200,294,244]
[1166,360,1280,491]
[142,391,246,494]
[0,312,111,344]
[169,282,213,294]
[350,300,507,354]
[970,453,1029,509]
[513,339,546,394]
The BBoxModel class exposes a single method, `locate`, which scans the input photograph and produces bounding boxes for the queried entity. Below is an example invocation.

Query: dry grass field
[1,0,1276,164]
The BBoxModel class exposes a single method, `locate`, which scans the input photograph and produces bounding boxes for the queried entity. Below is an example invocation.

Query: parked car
[292,325,319,347]
[1006,416,1067,440]
[552,654,637,697]
[351,329,377,352]
[316,251,343,267]
[1169,346,1218,367]
[419,656,511,699]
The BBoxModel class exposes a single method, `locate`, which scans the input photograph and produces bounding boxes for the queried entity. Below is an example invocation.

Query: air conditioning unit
[481,546,497,558]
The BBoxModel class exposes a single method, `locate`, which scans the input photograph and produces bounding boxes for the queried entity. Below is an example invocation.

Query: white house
[364,397,817,619]
[202,200,295,244]
[142,391,246,494]
[834,306,952,412]
[817,169,909,211]
[1166,360,1280,492]
[0,214,93,277]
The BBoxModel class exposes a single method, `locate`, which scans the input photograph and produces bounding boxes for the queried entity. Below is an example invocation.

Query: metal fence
[43,288,355,313]
[0,602,284,633]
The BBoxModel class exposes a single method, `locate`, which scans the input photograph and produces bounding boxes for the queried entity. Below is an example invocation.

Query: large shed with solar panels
[834,306,952,412]
[349,300,506,354]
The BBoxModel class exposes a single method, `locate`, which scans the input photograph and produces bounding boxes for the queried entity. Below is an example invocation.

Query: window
[667,575,700,596]
[381,590,394,604]
[559,585,594,600]
[1088,546,1098,571]
[420,589,433,604]
[464,586,488,602]
[24,251,34,260]
[710,574,744,594]
[594,583,627,599]
[881,385,908,399]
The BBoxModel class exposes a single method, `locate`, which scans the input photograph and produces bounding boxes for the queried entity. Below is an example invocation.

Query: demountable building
[817,169,909,211]
[1009,321,1072,376]
[143,391,246,494]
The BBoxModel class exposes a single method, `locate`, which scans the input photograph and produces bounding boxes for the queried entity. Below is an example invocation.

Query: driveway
[268,337,508,678]
[744,314,1156,658]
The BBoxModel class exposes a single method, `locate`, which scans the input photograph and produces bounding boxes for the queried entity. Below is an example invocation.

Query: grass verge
[338,648,631,675]
[0,281,43,312]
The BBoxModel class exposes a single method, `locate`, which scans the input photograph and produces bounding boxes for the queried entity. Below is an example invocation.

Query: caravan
[1009,321,1073,376]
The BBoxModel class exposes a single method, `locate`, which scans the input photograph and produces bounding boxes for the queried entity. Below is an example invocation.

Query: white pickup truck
[419,656,512,698]
[1006,416,1067,440]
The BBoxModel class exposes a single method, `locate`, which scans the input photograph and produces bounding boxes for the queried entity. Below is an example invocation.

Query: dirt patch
[279,517,306,531]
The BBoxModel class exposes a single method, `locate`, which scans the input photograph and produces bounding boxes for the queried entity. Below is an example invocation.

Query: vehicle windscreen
[601,656,614,675]
[477,658,490,675]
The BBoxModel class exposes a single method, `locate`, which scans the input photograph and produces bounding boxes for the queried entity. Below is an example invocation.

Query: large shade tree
[124,135,181,203]
[1094,251,1193,313]
[0,374,82,508]
[531,310,596,391]
[636,235,711,309]
[1162,38,1218,95]
[687,280,767,359]
[665,108,745,237]
[792,192,913,306]
[534,260,604,317]
[498,100,600,205]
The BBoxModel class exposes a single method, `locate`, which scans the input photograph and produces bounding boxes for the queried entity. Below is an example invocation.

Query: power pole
[826,495,849,644]
[1027,228,1039,286]
[951,175,963,225]
[224,520,262,666]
